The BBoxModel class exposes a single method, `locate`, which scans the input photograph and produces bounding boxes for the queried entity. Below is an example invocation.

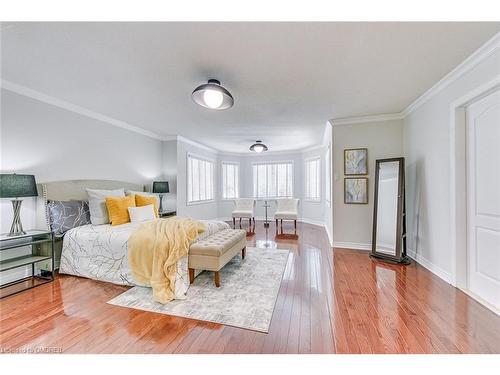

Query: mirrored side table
[0,230,55,299]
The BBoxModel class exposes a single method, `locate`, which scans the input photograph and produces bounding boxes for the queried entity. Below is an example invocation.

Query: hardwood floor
[1,221,499,353]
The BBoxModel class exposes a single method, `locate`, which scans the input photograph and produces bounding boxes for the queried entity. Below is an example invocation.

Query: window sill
[304,199,322,203]
[187,199,215,206]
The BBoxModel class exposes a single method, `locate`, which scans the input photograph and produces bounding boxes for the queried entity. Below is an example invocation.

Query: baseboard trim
[216,216,325,226]
[299,217,325,227]
[332,241,372,251]
[407,248,452,284]
[324,224,333,247]
[458,288,500,316]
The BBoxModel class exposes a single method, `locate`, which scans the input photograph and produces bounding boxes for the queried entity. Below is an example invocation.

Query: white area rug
[107,247,289,333]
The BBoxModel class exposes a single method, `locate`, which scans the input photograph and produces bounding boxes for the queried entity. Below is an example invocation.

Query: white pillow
[126,190,160,206]
[86,188,125,225]
[128,204,156,223]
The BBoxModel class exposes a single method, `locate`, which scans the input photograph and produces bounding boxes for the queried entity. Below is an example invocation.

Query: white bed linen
[59,219,230,299]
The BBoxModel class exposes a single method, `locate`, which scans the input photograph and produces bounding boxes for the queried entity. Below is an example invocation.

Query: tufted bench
[188,228,247,287]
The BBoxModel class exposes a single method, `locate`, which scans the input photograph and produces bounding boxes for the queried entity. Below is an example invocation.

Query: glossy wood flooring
[1,221,499,353]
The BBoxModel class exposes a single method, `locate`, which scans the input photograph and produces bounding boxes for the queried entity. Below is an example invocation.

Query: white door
[466,89,500,310]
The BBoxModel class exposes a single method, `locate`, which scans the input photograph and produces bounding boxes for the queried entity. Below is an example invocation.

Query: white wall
[403,46,500,282]
[0,89,164,233]
[162,139,177,194]
[332,119,403,248]
[0,89,164,283]
[175,138,218,220]
[323,123,333,245]
[161,139,178,212]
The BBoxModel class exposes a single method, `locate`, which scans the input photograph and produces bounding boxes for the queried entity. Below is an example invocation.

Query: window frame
[221,161,240,200]
[251,160,294,199]
[304,156,322,202]
[186,152,216,206]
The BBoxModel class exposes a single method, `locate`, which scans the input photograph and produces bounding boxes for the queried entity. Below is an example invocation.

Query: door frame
[449,76,500,297]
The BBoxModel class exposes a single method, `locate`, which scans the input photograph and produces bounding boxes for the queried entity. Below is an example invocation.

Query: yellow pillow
[105,195,136,226]
[135,194,159,218]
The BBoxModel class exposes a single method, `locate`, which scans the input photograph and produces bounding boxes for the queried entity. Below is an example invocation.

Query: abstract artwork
[344,177,368,204]
[344,148,368,175]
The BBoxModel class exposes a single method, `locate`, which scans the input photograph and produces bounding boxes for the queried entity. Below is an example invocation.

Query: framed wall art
[344,177,368,204]
[344,148,368,175]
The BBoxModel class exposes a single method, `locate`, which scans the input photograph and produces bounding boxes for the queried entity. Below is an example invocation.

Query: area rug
[107,247,289,333]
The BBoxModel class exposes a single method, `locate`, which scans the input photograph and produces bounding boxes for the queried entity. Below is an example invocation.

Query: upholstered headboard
[38,179,146,201]
[35,179,147,268]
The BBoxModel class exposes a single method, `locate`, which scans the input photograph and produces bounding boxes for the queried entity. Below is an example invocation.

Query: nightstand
[159,210,176,218]
[0,230,55,299]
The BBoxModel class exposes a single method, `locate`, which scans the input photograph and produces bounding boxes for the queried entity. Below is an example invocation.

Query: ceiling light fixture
[192,79,234,110]
[249,140,268,153]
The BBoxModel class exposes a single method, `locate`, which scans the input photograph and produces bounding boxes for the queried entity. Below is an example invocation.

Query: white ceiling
[2,22,499,153]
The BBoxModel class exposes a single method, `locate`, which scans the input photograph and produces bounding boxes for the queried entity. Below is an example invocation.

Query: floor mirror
[371,157,410,264]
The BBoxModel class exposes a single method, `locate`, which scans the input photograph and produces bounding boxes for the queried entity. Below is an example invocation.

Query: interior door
[466,89,500,310]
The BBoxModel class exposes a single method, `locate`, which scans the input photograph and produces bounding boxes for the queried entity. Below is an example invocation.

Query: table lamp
[152,181,169,213]
[0,174,38,236]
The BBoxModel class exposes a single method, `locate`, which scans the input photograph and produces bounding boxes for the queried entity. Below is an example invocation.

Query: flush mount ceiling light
[192,79,234,110]
[249,140,268,153]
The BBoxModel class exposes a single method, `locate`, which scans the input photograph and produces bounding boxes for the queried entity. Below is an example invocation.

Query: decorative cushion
[86,188,125,225]
[275,198,299,220]
[135,194,159,217]
[47,200,90,235]
[231,210,254,218]
[126,190,160,206]
[190,229,246,257]
[128,204,156,223]
[274,211,298,220]
[105,195,136,226]
[234,198,255,211]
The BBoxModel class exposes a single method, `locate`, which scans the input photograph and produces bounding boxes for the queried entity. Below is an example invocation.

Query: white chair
[274,198,300,236]
[232,198,256,233]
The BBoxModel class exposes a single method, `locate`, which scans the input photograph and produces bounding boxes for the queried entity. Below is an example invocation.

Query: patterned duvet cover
[59,219,230,298]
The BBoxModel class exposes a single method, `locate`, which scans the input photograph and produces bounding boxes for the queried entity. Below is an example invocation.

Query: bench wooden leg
[214,271,221,288]
[276,219,278,234]
[242,247,246,259]
[189,268,195,284]
[232,217,235,228]
[294,220,297,234]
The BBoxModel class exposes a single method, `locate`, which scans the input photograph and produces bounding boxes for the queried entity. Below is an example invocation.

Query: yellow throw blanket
[128,217,206,304]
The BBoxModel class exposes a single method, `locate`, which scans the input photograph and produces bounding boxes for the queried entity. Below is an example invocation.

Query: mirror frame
[371,157,410,264]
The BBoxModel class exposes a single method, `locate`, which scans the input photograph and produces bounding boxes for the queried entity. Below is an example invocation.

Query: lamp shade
[0,174,38,198]
[249,140,268,153]
[192,79,234,110]
[152,181,169,194]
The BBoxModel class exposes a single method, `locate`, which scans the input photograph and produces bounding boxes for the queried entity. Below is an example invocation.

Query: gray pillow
[86,188,125,225]
[47,200,91,235]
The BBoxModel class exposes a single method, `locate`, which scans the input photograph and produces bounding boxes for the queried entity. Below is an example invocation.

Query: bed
[38,179,229,299]
[59,219,229,298]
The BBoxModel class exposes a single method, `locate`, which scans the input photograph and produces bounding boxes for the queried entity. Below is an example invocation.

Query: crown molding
[331,112,404,126]
[176,135,218,154]
[330,31,500,125]
[1,79,164,140]
[402,31,500,117]
[162,135,178,142]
